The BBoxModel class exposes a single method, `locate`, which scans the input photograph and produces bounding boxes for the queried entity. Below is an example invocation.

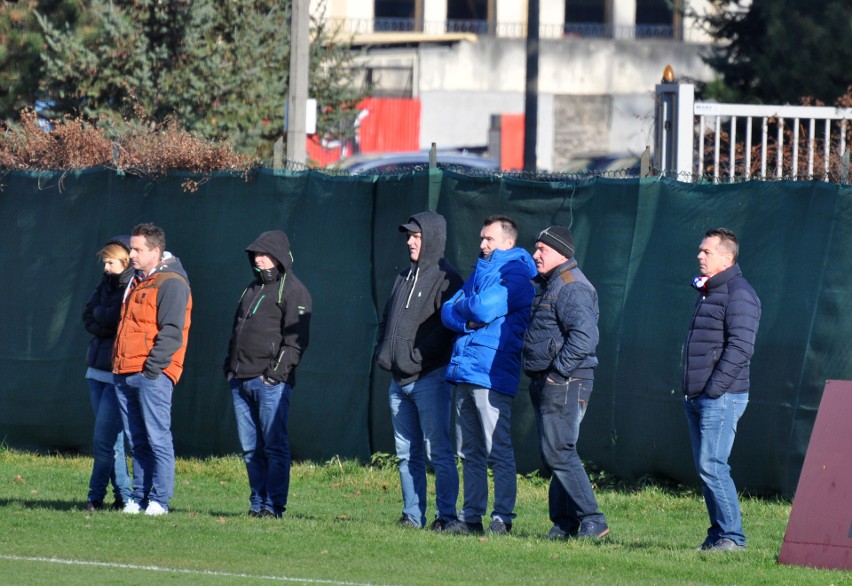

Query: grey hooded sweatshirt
[376,211,462,385]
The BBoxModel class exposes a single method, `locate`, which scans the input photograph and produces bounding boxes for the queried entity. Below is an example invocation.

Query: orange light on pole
[662,65,675,83]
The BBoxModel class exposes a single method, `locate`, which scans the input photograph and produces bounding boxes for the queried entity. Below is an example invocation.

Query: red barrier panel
[778,380,852,570]
[500,113,524,171]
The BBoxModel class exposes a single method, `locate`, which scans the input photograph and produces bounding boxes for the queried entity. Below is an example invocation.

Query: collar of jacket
[706,263,742,291]
[537,258,577,285]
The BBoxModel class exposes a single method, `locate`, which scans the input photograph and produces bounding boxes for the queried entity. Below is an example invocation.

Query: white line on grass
[0,554,388,585]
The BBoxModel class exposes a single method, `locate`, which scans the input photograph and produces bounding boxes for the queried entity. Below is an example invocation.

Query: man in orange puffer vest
[114,223,192,517]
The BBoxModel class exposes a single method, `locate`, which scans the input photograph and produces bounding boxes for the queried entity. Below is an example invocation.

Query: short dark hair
[483,214,518,241]
[705,227,738,262]
[132,223,166,252]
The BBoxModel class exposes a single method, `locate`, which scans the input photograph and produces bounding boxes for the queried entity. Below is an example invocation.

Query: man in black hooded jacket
[376,211,462,530]
[224,230,311,518]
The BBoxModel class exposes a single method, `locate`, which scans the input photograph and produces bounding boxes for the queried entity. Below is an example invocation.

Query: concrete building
[309,0,725,171]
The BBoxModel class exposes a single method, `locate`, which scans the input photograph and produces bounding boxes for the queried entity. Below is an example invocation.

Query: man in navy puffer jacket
[683,228,760,553]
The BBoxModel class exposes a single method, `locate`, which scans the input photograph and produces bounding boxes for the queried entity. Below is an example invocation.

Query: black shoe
[399,515,420,528]
[109,499,125,512]
[576,520,610,539]
[85,500,104,512]
[705,538,746,552]
[548,525,568,540]
[443,520,484,535]
[259,509,282,519]
[429,518,453,532]
[249,509,262,518]
[488,518,512,535]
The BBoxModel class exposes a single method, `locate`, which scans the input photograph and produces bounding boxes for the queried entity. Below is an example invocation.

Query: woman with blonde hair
[82,236,134,511]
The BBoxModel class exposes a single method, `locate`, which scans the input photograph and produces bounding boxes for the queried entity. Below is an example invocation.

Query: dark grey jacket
[376,212,462,385]
[523,258,599,381]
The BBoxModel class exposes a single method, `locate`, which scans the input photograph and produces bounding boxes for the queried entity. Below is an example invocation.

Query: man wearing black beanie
[523,225,609,540]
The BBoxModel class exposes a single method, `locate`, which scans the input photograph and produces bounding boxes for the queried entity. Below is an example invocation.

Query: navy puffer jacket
[682,264,761,399]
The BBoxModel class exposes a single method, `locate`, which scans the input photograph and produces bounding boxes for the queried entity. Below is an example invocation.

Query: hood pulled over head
[398,211,447,268]
[106,234,132,253]
[245,231,293,282]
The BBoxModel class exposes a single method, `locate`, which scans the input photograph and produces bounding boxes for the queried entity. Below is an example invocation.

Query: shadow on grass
[0,498,82,512]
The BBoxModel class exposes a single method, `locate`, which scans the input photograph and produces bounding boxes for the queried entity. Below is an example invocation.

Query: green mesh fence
[1,167,850,495]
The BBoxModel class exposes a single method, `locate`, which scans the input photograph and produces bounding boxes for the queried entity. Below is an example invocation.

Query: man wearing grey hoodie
[376,211,463,530]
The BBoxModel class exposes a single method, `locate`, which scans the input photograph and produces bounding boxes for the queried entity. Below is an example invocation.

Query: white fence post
[655,82,695,178]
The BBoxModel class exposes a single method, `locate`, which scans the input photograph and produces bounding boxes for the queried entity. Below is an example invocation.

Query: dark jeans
[530,376,606,533]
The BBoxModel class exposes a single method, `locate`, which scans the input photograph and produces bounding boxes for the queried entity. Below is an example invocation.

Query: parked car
[330,150,499,174]
[559,152,642,176]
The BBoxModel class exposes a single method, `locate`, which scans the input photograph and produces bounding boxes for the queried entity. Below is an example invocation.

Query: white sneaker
[123,500,142,514]
[145,501,168,516]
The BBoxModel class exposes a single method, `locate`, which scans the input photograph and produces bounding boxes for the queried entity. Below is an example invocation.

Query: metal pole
[523,0,539,172]
[286,0,310,165]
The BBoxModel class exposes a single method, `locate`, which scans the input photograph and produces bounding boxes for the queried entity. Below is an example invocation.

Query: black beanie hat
[536,226,575,259]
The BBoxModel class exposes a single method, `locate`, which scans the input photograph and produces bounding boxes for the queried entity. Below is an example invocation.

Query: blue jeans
[231,376,292,516]
[115,372,175,509]
[684,392,749,546]
[87,379,131,503]
[454,383,516,524]
[389,368,458,527]
[529,377,606,533]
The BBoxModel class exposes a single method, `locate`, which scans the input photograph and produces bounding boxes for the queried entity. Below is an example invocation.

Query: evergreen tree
[700,0,852,105]
[0,0,80,119]
[36,0,364,156]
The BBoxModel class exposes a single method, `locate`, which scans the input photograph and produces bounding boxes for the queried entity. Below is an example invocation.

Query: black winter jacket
[376,211,462,385]
[224,231,312,386]
[83,236,134,371]
[523,258,599,381]
[682,264,761,399]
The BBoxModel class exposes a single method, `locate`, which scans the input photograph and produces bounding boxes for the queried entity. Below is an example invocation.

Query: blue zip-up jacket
[682,263,761,399]
[523,258,599,381]
[441,247,536,396]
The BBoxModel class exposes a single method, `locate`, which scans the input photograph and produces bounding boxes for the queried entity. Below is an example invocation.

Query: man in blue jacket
[441,215,536,535]
[683,228,760,552]
[523,226,609,540]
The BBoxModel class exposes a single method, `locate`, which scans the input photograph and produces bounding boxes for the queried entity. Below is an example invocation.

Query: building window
[636,0,672,24]
[636,0,678,38]
[360,65,414,99]
[447,0,487,20]
[374,0,421,31]
[565,0,606,24]
[564,0,606,37]
[375,0,415,19]
[447,0,489,33]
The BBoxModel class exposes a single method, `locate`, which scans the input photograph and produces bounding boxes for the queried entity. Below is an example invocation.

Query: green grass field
[0,449,848,585]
